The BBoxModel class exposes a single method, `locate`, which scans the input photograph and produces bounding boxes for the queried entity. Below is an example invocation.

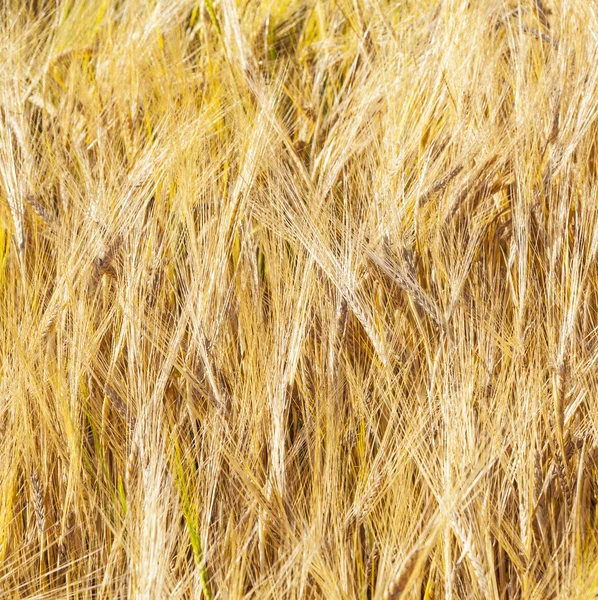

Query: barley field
[2,0,598,598]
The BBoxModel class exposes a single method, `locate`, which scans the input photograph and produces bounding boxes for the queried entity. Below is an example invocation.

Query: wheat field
[1,0,598,598]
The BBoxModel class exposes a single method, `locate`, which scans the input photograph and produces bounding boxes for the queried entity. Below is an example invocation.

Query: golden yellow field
[1,0,598,598]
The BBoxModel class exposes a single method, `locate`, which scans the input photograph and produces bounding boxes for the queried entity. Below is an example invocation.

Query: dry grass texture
[2,0,598,598]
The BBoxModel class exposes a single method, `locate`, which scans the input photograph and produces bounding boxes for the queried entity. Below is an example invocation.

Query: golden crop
[1,1,598,598]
